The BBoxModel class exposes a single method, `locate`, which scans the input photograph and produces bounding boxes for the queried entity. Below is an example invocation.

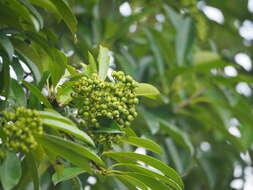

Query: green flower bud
[1,107,43,153]
[70,71,139,148]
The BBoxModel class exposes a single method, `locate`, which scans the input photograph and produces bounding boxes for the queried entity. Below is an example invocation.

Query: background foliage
[0,0,253,190]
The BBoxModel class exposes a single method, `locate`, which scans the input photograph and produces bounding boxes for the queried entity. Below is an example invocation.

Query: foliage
[0,0,253,190]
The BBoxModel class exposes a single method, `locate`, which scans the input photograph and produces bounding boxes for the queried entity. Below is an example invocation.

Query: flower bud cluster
[71,71,139,146]
[89,133,122,149]
[0,107,43,153]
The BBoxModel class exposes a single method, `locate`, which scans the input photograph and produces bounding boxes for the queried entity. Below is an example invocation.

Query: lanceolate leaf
[10,58,24,81]
[0,34,14,61]
[26,33,66,86]
[0,55,10,97]
[41,117,95,147]
[28,0,60,17]
[52,167,86,185]
[164,6,194,66]
[25,153,40,190]
[111,163,182,190]
[39,110,75,125]
[10,79,27,107]
[144,28,165,80]
[121,136,163,154]
[37,134,105,167]
[4,0,40,31]
[103,152,184,189]
[160,121,194,156]
[110,174,149,190]
[16,50,41,83]
[98,45,110,80]
[19,0,44,30]
[0,152,22,190]
[86,51,97,76]
[49,0,77,35]
[134,83,160,98]
[125,172,172,190]
[22,80,52,108]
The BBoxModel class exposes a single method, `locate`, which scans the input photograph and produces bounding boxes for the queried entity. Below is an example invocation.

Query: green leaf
[22,80,52,108]
[123,128,137,137]
[39,110,75,125]
[26,153,40,190]
[0,152,22,190]
[175,17,194,66]
[160,121,194,156]
[103,152,183,189]
[194,51,221,64]
[4,0,40,31]
[165,139,184,174]
[110,174,148,190]
[85,51,97,76]
[144,28,165,80]
[15,154,33,190]
[50,48,67,86]
[56,85,73,105]
[26,33,66,86]
[16,50,41,83]
[163,5,183,29]
[28,0,60,17]
[37,134,105,167]
[126,172,172,190]
[10,58,24,81]
[49,0,77,35]
[139,108,160,134]
[37,71,50,90]
[164,6,194,66]
[0,34,14,61]
[134,83,160,98]
[10,79,26,107]
[0,55,10,97]
[112,164,181,190]
[40,117,95,147]
[121,136,163,154]
[0,2,23,30]
[52,167,86,185]
[19,0,44,30]
[93,121,122,134]
[98,45,110,80]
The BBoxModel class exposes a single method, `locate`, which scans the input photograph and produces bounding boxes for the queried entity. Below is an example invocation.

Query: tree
[0,0,252,190]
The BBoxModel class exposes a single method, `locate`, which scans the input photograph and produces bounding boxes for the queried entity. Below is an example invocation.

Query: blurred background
[1,0,253,189]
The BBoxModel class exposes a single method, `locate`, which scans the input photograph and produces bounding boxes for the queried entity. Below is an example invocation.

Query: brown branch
[174,88,206,112]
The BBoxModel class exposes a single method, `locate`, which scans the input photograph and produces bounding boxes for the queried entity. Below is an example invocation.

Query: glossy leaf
[22,80,52,108]
[0,152,22,190]
[10,79,26,107]
[111,163,182,190]
[110,174,148,190]
[0,34,14,61]
[16,50,41,83]
[52,167,86,185]
[86,51,97,76]
[121,136,163,154]
[0,56,10,97]
[98,45,110,80]
[37,134,105,167]
[134,83,160,98]
[49,0,77,35]
[103,152,184,189]
[41,117,95,147]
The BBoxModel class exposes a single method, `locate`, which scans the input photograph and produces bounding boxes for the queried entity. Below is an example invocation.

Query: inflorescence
[0,107,43,154]
[71,71,139,147]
